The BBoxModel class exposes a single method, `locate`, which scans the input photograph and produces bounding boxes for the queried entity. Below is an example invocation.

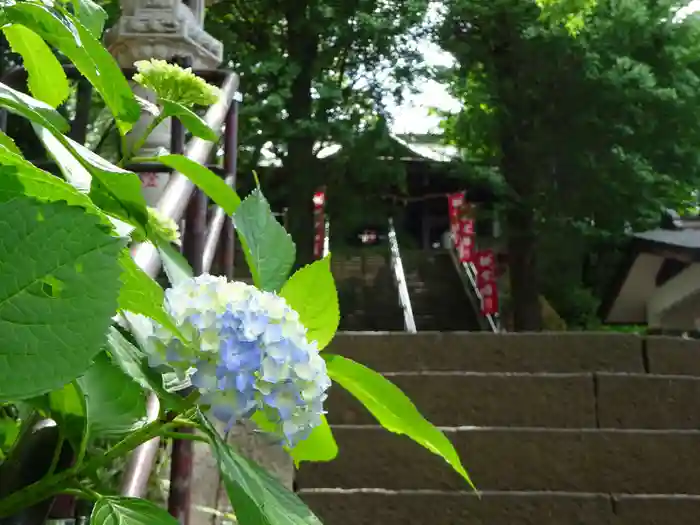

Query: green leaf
[106,327,160,394]
[1,2,139,133]
[280,255,338,350]
[234,189,295,292]
[199,414,323,525]
[106,326,185,411]
[0,197,124,402]
[250,410,337,465]
[118,250,180,334]
[49,382,85,422]
[77,352,147,437]
[35,125,149,229]
[0,130,21,156]
[71,0,107,37]
[289,415,338,466]
[0,416,20,452]
[91,496,179,525]
[0,145,94,209]
[0,81,68,132]
[2,24,70,108]
[161,99,219,141]
[48,381,87,447]
[155,238,193,287]
[324,354,475,490]
[157,154,241,214]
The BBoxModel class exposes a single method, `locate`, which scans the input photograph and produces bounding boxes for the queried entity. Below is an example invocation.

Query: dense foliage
[205,0,432,259]
[437,0,700,329]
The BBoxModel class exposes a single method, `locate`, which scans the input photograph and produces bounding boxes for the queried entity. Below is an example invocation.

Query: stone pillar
[106,2,295,523]
[105,0,223,206]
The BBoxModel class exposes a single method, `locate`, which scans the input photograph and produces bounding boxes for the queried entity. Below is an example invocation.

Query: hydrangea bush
[150,275,331,446]
[0,1,473,525]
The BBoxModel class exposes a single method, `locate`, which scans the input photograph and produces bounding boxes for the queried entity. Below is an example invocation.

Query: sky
[389,39,459,135]
[389,0,700,135]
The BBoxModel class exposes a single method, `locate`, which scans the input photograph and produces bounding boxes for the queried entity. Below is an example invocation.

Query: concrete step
[412,316,481,332]
[300,489,700,525]
[326,332,647,373]
[298,427,700,493]
[326,372,700,429]
[326,372,595,428]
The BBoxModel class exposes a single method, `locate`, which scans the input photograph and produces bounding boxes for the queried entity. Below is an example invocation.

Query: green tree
[206,0,431,261]
[437,0,700,330]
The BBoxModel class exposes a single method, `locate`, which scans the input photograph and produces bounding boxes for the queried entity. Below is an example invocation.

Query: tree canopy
[205,0,431,261]
[437,0,700,329]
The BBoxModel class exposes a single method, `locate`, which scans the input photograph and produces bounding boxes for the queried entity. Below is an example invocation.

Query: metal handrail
[130,72,240,276]
[120,71,240,498]
[201,173,235,272]
[388,218,417,333]
[443,232,500,333]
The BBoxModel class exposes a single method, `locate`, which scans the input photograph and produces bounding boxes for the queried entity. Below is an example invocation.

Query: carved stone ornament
[106,0,223,69]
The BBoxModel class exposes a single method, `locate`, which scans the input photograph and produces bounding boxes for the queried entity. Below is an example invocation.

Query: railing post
[168,56,199,525]
[221,92,241,280]
[68,79,93,145]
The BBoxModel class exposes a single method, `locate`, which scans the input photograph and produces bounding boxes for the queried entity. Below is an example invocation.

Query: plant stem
[120,115,165,167]
[78,484,102,501]
[170,417,200,429]
[81,418,166,474]
[46,428,65,477]
[162,431,209,443]
[59,488,89,500]
[0,418,167,517]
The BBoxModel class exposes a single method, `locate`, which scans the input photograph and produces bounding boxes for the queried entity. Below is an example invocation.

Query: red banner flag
[448,192,475,262]
[474,249,499,315]
[481,292,499,316]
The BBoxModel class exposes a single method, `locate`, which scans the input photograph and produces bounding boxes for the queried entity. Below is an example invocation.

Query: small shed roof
[599,211,700,325]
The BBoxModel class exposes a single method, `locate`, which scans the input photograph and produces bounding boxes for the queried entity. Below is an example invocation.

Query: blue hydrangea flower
[150,274,331,446]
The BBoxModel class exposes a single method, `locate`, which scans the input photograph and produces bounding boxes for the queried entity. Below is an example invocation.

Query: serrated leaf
[0,81,68,132]
[71,0,107,37]
[234,189,295,292]
[35,125,149,230]
[157,154,241,214]
[199,414,323,525]
[118,250,179,335]
[0,145,94,209]
[77,352,147,437]
[161,99,218,141]
[2,24,70,108]
[289,415,338,466]
[1,2,139,133]
[281,255,338,350]
[106,326,185,411]
[324,354,475,490]
[0,197,124,401]
[155,238,193,287]
[91,496,178,525]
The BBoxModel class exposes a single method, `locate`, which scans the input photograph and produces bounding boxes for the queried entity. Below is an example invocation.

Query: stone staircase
[331,252,404,331]
[401,250,482,331]
[299,332,700,525]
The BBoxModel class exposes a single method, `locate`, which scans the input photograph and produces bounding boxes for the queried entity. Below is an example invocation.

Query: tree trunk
[505,203,543,331]
[284,2,320,266]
